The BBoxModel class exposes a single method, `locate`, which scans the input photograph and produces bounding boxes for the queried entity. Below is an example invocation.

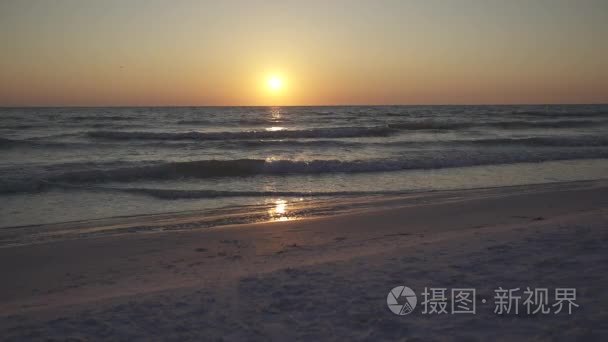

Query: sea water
[1,105,607,228]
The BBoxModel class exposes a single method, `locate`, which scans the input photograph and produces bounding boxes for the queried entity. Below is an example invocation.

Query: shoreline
[3,157,608,230]
[1,178,606,248]
[1,179,607,339]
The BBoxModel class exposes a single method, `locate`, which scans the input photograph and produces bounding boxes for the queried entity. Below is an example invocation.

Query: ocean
[1,105,608,229]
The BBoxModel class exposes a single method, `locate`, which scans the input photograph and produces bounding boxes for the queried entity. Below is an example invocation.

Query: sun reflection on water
[268,199,292,222]
[265,126,285,131]
[269,107,282,122]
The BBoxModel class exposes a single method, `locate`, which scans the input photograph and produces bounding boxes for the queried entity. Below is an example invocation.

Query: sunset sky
[1,0,607,106]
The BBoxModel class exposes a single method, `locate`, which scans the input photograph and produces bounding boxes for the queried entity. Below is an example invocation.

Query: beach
[1,180,607,340]
[3,0,608,340]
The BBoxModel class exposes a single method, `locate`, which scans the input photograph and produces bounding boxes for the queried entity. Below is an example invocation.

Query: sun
[267,76,283,91]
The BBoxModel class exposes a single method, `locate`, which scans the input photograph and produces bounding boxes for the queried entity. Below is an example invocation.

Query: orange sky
[1,0,607,106]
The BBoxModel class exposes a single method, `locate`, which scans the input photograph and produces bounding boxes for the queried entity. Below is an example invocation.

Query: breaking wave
[4,133,608,151]
[389,119,605,130]
[89,187,404,200]
[87,126,397,141]
[237,135,608,148]
[3,150,608,194]
[87,120,607,141]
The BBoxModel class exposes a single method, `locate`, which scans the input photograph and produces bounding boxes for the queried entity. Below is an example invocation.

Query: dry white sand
[1,181,607,341]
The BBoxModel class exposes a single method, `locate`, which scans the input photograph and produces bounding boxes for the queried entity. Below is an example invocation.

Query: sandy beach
[1,180,607,340]
[3,0,607,340]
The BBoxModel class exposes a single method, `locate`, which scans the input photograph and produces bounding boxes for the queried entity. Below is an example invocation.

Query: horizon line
[1,102,607,109]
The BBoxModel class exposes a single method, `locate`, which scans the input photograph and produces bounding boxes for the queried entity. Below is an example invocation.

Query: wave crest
[88,126,397,141]
[3,149,608,195]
